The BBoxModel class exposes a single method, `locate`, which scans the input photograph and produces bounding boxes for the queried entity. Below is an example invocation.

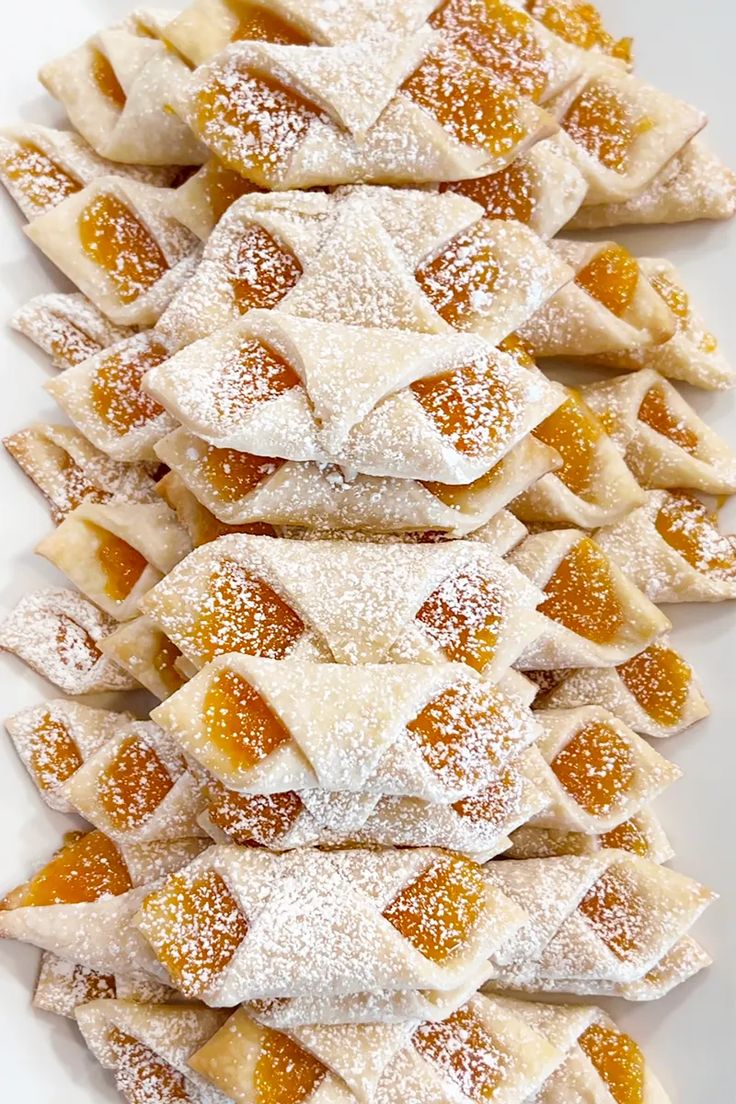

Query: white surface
[0,1,734,1100]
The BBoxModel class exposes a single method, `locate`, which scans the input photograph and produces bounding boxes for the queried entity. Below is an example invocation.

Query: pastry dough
[26,178,200,328]
[5,700,131,812]
[135,846,523,1007]
[520,239,677,357]
[36,500,192,621]
[509,530,671,669]
[175,32,557,188]
[170,158,263,240]
[590,258,736,390]
[0,125,181,221]
[511,387,645,527]
[582,368,736,494]
[540,638,710,738]
[155,187,573,351]
[39,15,206,165]
[483,850,714,998]
[34,952,177,1020]
[46,332,178,463]
[507,807,674,864]
[10,291,133,370]
[568,139,736,229]
[101,615,188,700]
[0,587,138,693]
[157,470,277,547]
[144,307,563,483]
[596,490,736,603]
[151,655,540,800]
[4,423,158,523]
[139,532,544,682]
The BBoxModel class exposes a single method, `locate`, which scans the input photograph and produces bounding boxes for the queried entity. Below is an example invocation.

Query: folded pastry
[140,533,543,681]
[540,639,710,738]
[525,705,680,834]
[170,158,263,240]
[509,531,671,669]
[26,178,200,327]
[483,850,714,998]
[10,291,133,370]
[0,125,180,221]
[151,655,539,801]
[590,258,735,390]
[5,699,130,812]
[568,139,736,228]
[34,951,177,1020]
[143,307,563,484]
[46,331,177,462]
[582,368,736,494]
[36,500,192,620]
[39,14,206,165]
[520,240,677,357]
[511,386,645,527]
[596,490,736,603]
[153,427,559,537]
[156,470,277,549]
[101,615,188,700]
[4,423,158,522]
[156,187,573,351]
[0,587,138,693]
[526,0,633,63]
[135,846,523,1009]
[507,807,674,864]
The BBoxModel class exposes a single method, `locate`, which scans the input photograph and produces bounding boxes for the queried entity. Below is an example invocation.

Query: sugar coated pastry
[507,807,675,864]
[10,291,133,370]
[101,615,189,701]
[33,951,178,1021]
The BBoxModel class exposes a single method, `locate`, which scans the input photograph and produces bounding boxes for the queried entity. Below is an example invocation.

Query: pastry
[143,308,564,484]
[139,533,544,681]
[10,291,133,370]
[169,158,263,240]
[511,386,645,528]
[5,700,131,812]
[33,952,177,1021]
[596,490,736,603]
[582,368,736,494]
[520,239,677,357]
[156,470,277,549]
[483,850,714,998]
[39,14,206,165]
[525,0,633,63]
[150,655,540,800]
[101,616,188,700]
[4,423,158,523]
[540,638,710,738]
[36,500,192,620]
[507,807,674,863]
[509,530,671,669]
[0,124,181,221]
[26,178,200,327]
[0,587,138,693]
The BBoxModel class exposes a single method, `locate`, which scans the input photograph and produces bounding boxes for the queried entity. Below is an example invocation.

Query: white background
[0,1,733,1099]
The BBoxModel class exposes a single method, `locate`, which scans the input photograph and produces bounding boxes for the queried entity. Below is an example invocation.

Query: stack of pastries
[0,1,733,1100]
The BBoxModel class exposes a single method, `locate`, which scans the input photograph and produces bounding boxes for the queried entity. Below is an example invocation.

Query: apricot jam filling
[617,643,691,727]
[78,194,170,305]
[212,336,300,423]
[539,538,624,645]
[254,1026,327,1104]
[600,817,650,858]
[429,0,548,102]
[532,392,603,498]
[579,1022,645,1104]
[153,636,187,696]
[414,1004,510,1100]
[451,765,524,826]
[2,830,132,909]
[527,1,633,62]
[563,82,651,173]
[637,385,699,456]
[189,560,305,663]
[84,522,148,603]
[2,141,81,210]
[202,446,282,504]
[578,864,648,960]
[90,49,127,109]
[654,493,736,575]
[139,869,249,996]
[202,668,292,772]
[207,785,304,845]
[575,245,639,317]
[551,721,635,817]
[90,338,170,436]
[410,353,516,457]
[415,223,501,330]
[498,332,536,369]
[97,735,178,831]
[649,271,718,353]
[225,0,310,46]
[445,159,536,225]
[229,224,303,312]
[29,712,83,792]
[416,568,503,672]
[201,159,262,223]
[109,1027,190,1104]
[382,855,485,963]
[194,68,325,184]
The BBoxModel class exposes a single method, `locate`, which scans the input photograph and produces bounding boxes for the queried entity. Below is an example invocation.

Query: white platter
[0,1,733,1099]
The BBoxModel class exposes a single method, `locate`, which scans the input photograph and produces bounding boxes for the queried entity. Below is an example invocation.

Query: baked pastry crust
[507,807,674,864]
[11,291,133,370]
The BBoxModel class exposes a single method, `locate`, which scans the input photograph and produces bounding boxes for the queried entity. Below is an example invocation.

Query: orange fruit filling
[600,817,650,857]
[416,568,503,672]
[413,1004,510,1099]
[109,1028,190,1104]
[415,222,501,330]
[551,721,635,817]
[527,1,632,62]
[617,643,691,728]
[90,49,127,109]
[202,668,292,772]
[90,336,169,436]
[410,352,515,457]
[226,1,310,46]
[539,538,624,645]
[254,1026,327,1104]
[229,224,303,312]
[655,493,736,575]
[84,522,148,603]
[78,194,170,305]
[201,159,263,224]
[532,391,603,498]
[207,785,304,845]
[382,855,485,963]
[2,830,132,908]
[201,446,282,504]
[97,736,178,831]
[563,82,651,173]
[637,385,699,456]
[444,159,535,224]
[575,244,640,316]
[29,712,83,792]
[2,140,81,210]
[578,865,649,960]
[579,1022,645,1104]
